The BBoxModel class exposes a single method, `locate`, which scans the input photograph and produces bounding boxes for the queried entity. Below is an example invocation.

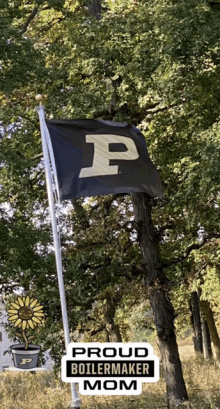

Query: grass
[0,339,220,409]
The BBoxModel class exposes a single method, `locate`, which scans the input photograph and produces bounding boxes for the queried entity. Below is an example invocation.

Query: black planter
[10,344,41,369]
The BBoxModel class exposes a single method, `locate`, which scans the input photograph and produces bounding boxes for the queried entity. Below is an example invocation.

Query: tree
[131,193,188,406]
[201,316,213,360]
[200,300,220,363]
[190,291,203,355]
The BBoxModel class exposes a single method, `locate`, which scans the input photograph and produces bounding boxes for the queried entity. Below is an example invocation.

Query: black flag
[45,119,163,200]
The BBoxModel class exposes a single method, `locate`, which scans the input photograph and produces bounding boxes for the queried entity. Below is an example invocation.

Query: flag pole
[35,96,81,409]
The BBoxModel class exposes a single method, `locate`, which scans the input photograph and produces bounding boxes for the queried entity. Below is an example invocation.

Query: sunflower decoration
[7,296,44,350]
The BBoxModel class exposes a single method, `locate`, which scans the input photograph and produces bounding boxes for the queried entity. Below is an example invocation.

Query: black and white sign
[62,342,159,395]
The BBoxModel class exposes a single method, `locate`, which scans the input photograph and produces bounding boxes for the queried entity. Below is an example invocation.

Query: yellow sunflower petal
[18,323,22,328]
[34,312,44,317]
[34,316,43,323]
[14,318,22,327]
[32,316,41,324]
[22,321,27,330]
[30,298,34,304]
[23,296,26,303]
[8,315,19,321]
[10,302,20,310]
[25,296,30,306]
[33,305,43,312]
[17,297,24,307]
[28,319,34,329]
[30,299,38,308]
[26,323,30,330]
[7,309,19,314]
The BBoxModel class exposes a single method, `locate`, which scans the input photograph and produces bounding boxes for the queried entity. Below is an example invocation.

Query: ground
[0,338,219,409]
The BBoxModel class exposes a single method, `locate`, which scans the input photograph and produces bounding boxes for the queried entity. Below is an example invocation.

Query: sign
[62,342,160,395]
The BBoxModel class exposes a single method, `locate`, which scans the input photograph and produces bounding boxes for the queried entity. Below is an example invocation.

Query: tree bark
[200,300,220,362]
[86,0,101,20]
[103,293,122,342]
[131,193,188,408]
[188,298,197,351]
[190,292,203,355]
[201,316,213,359]
[197,289,212,359]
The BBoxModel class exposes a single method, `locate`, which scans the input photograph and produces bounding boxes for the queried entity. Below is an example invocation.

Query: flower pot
[10,344,41,369]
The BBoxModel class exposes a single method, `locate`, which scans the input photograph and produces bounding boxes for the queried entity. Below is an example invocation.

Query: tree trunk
[86,0,101,19]
[131,193,188,408]
[201,317,213,359]
[200,300,220,362]
[105,328,110,342]
[188,298,197,351]
[190,292,203,354]
[103,294,122,342]
[85,1,188,405]
[197,289,212,359]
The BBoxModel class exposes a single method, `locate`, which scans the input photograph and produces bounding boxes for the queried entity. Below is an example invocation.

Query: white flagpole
[36,97,81,409]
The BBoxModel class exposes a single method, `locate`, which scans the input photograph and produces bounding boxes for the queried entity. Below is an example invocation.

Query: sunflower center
[18,306,33,320]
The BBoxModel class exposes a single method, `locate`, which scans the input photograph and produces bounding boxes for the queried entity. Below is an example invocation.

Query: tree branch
[20,7,39,35]
[161,234,220,269]
[89,194,124,213]
[67,241,106,250]
[39,17,66,33]
[70,291,108,308]
[146,103,178,116]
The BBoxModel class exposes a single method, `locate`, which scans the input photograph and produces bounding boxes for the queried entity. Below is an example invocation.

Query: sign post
[36,96,81,409]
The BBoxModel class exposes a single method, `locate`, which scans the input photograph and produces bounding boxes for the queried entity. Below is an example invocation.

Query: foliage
[125,301,156,343]
[2,0,220,371]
